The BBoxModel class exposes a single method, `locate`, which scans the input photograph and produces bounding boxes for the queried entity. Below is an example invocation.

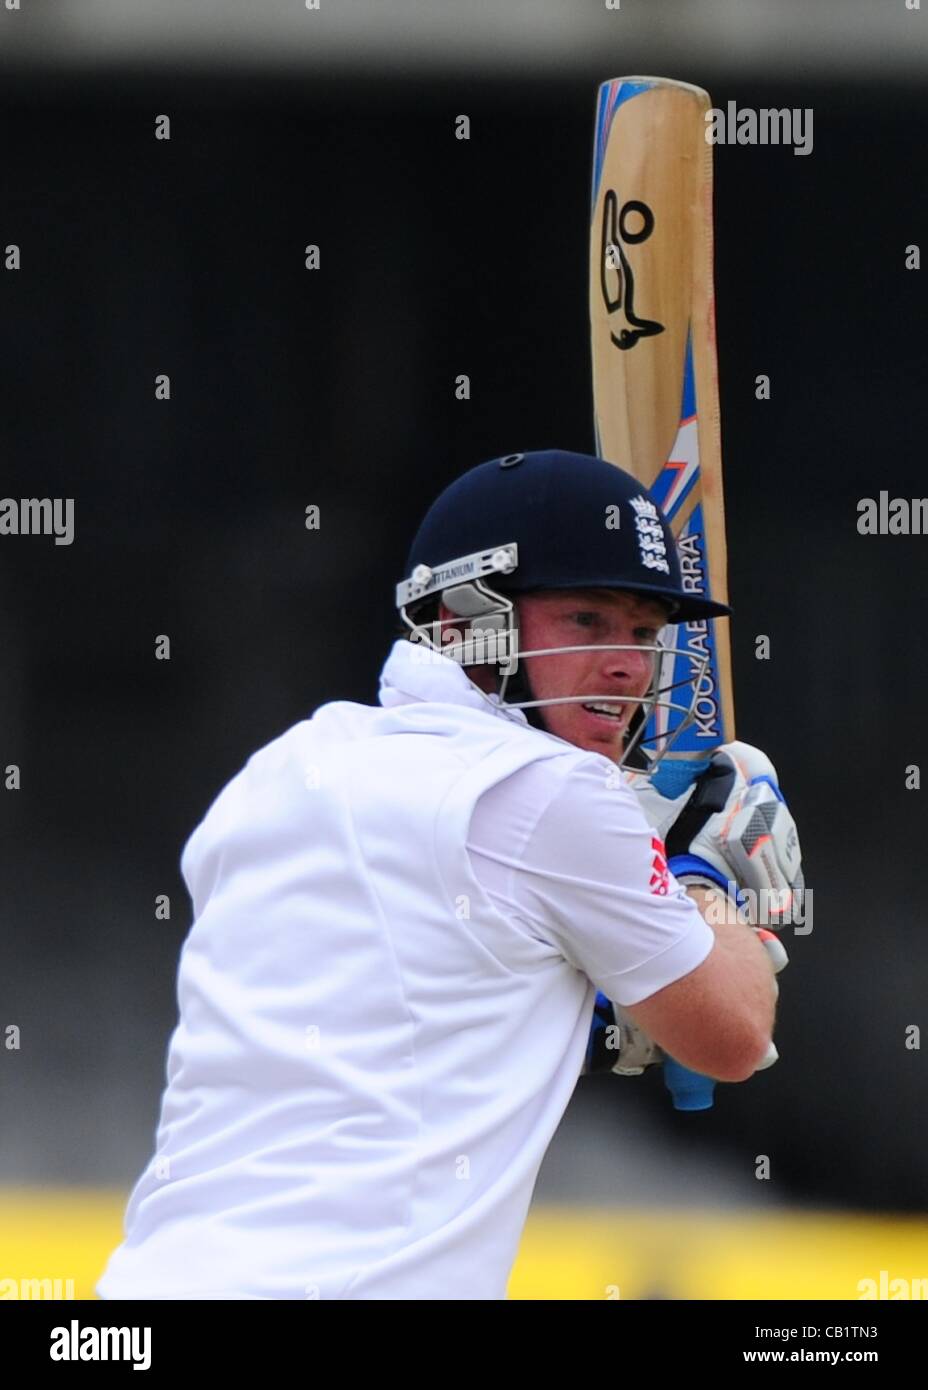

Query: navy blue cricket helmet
[398,450,730,623]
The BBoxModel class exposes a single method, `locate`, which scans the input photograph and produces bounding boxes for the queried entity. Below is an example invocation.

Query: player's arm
[622,884,776,1083]
[614,740,802,1082]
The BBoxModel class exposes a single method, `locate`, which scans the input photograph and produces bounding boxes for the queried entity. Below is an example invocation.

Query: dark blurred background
[0,2,926,1273]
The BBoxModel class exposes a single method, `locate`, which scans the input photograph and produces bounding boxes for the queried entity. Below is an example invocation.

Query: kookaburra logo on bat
[600,190,664,351]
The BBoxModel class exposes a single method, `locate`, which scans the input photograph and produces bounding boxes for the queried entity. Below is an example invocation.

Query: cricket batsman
[97,449,802,1300]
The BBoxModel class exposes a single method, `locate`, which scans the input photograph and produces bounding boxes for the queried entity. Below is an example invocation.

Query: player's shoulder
[221,700,370,785]
[536,747,644,819]
[468,747,661,907]
[474,741,645,843]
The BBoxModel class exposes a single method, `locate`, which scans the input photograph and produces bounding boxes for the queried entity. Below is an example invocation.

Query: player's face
[515,589,671,762]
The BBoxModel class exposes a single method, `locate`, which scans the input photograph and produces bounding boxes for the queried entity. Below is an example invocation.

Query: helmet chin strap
[453,591,639,752]
[483,596,548,733]
[494,660,548,732]
[490,635,645,759]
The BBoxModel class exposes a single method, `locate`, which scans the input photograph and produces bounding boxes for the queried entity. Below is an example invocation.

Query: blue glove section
[668,853,731,897]
[663,1055,716,1111]
[668,853,749,913]
[652,757,711,800]
[584,991,614,1073]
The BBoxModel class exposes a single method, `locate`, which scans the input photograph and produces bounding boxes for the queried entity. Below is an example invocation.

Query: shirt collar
[378,638,528,726]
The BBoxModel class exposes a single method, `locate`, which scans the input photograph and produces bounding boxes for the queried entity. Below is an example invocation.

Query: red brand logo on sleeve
[650,836,670,896]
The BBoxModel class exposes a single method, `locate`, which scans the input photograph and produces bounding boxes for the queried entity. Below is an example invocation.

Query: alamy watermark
[409,623,519,673]
[858,1271,928,1300]
[857,493,928,535]
[705,102,813,157]
[0,497,74,546]
[702,881,812,934]
[0,1276,75,1299]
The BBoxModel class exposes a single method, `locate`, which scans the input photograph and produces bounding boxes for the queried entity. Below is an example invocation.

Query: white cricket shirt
[96,639,713,1300]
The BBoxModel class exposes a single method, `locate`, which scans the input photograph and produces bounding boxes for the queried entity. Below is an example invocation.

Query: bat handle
[662,1055,717,1111]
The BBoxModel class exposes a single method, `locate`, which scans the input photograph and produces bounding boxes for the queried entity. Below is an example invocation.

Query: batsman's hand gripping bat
[590,76,732,1110]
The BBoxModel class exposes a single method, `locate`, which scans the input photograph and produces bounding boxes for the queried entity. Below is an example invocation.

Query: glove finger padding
[665,741,804,928]
[757,927,789,974]
[719,780,802,902]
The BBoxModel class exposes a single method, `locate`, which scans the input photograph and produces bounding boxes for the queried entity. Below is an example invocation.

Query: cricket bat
[590,77,733,1111]
[590,77,733,801]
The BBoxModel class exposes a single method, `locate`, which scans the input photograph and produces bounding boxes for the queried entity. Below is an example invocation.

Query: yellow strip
[1,1190,926,1301]
[510,1207,928,1300]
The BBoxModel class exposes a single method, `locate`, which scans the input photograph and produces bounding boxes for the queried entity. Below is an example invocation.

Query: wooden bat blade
[590,76,734,795]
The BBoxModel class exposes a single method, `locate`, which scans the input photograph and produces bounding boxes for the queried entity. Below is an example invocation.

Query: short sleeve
[467,755,714,1007]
